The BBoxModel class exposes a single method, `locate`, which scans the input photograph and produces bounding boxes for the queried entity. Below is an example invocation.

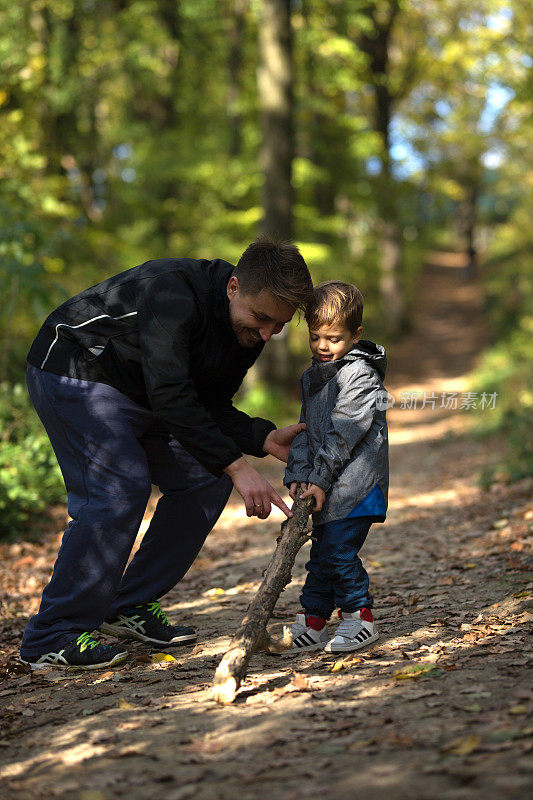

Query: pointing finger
[270,489,293,518]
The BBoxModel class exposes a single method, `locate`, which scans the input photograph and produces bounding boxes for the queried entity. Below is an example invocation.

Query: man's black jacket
[27,258,276,476]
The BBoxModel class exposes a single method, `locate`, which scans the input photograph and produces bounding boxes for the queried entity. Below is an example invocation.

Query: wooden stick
[212,495,314,705]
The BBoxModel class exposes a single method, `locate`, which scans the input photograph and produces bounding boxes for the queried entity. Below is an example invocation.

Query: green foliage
[235,382,301,430]
[0,0,530,532]
[469,237,533,484]
[0,383,65,538]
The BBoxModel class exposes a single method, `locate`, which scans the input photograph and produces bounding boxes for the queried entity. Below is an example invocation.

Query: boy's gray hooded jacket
[284,340,389,525]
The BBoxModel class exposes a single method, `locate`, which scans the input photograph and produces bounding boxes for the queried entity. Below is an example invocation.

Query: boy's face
[309,323,363,362]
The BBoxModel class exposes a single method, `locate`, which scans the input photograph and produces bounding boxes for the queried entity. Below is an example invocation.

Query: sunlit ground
[0,258,531,800]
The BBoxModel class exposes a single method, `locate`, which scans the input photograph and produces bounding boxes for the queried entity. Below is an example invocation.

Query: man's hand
[299,483,326,512]
[263,423,306,463]
[224,457,293,519]
[289,481,308,501]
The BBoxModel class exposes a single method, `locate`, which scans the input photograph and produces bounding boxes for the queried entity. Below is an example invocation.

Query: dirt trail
[1,256,531,800]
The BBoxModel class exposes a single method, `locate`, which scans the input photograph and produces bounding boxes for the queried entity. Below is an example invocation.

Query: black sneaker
[20,632,128,670]
[100,600,197,646]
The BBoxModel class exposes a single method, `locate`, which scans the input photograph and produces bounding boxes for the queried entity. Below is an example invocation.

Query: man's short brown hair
[235,236,313,314]
[305,281,364,334]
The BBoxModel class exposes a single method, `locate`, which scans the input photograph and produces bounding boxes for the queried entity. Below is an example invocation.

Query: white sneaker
[286,613,329,653]
[324,608,379,653]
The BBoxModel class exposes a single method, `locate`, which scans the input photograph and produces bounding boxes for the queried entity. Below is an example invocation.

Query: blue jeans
[21,365,233,659]
[300,516,374,619]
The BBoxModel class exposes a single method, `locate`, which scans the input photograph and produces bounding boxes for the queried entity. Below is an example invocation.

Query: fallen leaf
[348,737,379,751]
[508,705,528,715]
[38,670,66,682]
[342,654,364,664]
[484,729,521,743]
[403,689,440,701]
[93,684,121,696]
[394,664,443,680]
[92,670,115,683]
[436,576,455,586]
[330,660,345,673]
[290,671,310,690]
[185,738,224,755]
[80,792,106,800]
[117,698,136,709]
[152,653,176,663]
[441,735,481,756]
[385,732,414,747]
[458,703,482,712]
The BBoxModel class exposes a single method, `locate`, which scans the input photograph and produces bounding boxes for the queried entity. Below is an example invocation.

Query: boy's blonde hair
[305,281,364,334]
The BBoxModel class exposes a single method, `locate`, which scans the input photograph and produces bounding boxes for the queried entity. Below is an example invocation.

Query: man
[20,238,313,670]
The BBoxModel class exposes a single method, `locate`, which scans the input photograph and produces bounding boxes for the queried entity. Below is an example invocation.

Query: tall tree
[258,0,293,241]
[399,0,528,278]
[357,0,405,335]
[224,0,247,157]
[256,0,295,389]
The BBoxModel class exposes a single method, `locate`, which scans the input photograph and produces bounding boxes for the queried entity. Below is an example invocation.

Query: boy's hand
[289,481,308,501]
[299,483,326,512]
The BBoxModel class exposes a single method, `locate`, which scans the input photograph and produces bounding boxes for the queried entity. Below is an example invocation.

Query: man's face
[227,276,296,348]
[309,323,363,362]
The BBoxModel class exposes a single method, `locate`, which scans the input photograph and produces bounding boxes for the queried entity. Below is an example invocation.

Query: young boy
[284,281,389,653]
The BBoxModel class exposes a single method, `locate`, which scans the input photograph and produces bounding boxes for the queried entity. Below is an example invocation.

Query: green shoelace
[76,632,100,652]
[145,600,171,627]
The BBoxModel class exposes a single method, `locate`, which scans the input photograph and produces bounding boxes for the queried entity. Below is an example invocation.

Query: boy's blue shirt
[284,340,389,525]
[347,482,387,521]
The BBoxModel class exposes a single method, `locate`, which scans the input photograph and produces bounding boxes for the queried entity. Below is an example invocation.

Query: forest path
[1,254,531,800]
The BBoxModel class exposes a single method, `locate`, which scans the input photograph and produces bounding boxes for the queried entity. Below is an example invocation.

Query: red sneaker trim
[305,614,327,631]
[360,607,374,622]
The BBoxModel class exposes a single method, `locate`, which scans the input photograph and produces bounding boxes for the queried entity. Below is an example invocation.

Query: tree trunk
[212,495,314,705]
[158,0,181,127]
[256,0,295,389]
[39,8,80,173]
[456,183,479,281]
[379,219,404,334]
[158,0,182,248]
[258,0,293,241]
[358,1,405,336]
[301,0,337,218]
[226,0,247,157]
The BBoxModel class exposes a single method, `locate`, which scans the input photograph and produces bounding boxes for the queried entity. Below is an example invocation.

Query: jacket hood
[307,339,387,397]
[343,340,387,380]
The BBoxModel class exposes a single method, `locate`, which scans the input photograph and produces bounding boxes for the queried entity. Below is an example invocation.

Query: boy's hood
[346,340,387,380]
[307,339,387,397]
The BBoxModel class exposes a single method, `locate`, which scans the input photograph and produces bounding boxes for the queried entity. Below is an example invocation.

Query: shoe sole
[100,622,197,646]
[20,650,128,671]
[324,631,379,653]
